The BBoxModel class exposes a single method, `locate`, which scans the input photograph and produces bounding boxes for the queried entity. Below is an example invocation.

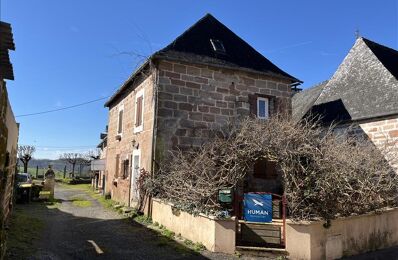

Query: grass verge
[6,208,44,258]
[59,183,92,190]
[71,198,92,207]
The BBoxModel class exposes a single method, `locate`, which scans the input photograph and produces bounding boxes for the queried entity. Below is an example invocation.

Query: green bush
[68,178,91,185]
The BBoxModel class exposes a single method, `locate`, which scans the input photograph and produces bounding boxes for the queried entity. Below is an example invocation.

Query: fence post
[36,166,38,179]
[63,165,66,179]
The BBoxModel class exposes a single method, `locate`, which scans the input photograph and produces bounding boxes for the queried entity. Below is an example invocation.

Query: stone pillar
[43,166,55,199]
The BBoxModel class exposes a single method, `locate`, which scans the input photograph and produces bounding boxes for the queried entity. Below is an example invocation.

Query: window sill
[134,125,143,133]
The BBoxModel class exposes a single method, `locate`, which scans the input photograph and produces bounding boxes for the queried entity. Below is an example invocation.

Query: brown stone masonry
[155,60,292,159]
[360,117,398,145]
[360,116,398,172]
[105,74,155,206]
[105,59,295,206]
[335,116,398,173]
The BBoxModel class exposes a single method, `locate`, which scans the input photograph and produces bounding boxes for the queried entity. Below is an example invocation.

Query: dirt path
[7,184,235,260]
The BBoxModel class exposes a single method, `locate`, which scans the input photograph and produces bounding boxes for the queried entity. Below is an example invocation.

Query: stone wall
[286,207,398,260]
[0,81,8,169]
[152,198,236,254]
[105,74,155,206]
[359,116,398,145]
[0,80,19,258]
[155,59,292,161]
[335,116,398,173]
[360,116,398,172]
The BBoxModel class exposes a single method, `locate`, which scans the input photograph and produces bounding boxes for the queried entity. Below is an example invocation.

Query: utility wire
[36,147,97,151]
[15,96,109,118]
[35,145,98,148]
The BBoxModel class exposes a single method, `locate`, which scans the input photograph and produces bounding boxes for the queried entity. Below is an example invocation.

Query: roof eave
[349,111,398,124]
[104,59,151,107]
[152,52,302,84]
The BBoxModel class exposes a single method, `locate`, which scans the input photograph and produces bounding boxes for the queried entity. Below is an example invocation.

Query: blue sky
[1,0,397,159]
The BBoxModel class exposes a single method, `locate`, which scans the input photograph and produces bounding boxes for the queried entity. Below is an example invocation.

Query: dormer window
[210,39,226,54]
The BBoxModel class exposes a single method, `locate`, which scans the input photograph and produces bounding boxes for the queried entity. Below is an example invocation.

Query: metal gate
[235,192,286,248]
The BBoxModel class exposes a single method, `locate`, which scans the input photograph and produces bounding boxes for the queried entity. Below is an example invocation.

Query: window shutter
[248,94,257,117]
[121,160,125,178]
[139,96,143,126]
[118,110,123,134]
[136,96,143,127]
[123,159,129,178]
[115,154,120,177]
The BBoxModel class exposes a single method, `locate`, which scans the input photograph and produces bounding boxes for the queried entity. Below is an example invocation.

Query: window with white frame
[134,89,144,133]
[117,105,124,135]
[257,97,269,119]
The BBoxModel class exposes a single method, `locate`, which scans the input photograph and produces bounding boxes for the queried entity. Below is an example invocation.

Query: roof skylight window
[210,39,226,54]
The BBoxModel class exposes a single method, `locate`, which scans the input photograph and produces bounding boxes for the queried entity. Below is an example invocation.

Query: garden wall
[0,80,19,259]
[286,207,398,260]
[151,198,236,254]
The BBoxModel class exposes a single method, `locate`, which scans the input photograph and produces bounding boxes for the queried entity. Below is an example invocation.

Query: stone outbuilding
[102,13,300,209]
[293,37,398,172]
[0,21,19,258]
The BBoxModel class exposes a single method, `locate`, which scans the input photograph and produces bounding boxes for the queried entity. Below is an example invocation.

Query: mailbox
[218,188,233,204]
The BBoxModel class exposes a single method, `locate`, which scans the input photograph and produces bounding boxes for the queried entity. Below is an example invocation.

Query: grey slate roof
[292,81,328,122]
[292,37,398,123]
[105,14,300,107]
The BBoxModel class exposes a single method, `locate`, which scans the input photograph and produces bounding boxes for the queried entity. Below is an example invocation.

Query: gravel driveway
[8,184,245,260]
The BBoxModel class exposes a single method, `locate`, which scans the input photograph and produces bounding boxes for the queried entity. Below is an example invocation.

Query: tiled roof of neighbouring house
[0,21,15,80]
[105,13,300,107]
[292,37,398,123]
[292,81,328,122]
[363,38,398,80]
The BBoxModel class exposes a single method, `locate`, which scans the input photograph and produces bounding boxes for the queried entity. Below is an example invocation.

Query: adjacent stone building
[0,21,19,258]
[293,37,398,171]
[92,126,108,193]
[103,14,300,208]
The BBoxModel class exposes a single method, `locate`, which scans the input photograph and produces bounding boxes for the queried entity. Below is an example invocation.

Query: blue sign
[243,193,273,223]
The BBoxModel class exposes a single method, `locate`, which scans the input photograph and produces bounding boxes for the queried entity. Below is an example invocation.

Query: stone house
[0,21,19,258]
[293,37,398,171]
[103,14,300,208]
[92,126,107,192]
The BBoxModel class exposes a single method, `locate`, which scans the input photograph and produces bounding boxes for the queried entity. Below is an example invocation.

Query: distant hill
[23,159,91,176]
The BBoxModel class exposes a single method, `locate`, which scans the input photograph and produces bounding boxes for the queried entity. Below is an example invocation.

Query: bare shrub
[146,116,398,221]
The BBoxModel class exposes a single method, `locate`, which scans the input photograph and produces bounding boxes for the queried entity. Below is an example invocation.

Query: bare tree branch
[144,115,398,221]
[18,145,36,173]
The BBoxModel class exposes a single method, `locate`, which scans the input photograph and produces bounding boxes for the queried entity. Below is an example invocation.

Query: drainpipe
[149,60,159,217]
[128,154,132,208]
